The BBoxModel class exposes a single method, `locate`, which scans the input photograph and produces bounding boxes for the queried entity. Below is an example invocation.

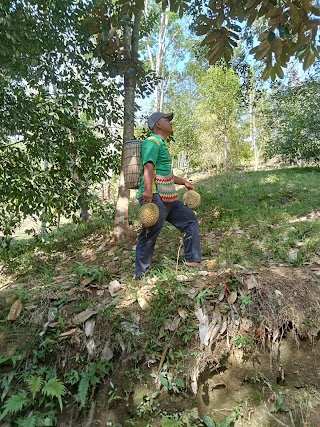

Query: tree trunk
[40,159,48,237]
[70,152,90,222]
[223,108,229,172]
[249,91,259,171]
[154,12,168,110]
[112,9,143,242]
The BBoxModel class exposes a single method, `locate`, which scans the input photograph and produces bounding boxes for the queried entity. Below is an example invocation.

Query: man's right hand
[142,189,153,203]
[142,162,154,203]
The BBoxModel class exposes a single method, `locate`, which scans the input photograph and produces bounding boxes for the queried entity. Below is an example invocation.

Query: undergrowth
[0,167,319,426]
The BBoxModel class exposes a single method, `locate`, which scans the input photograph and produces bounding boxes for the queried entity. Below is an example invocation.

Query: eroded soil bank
[51,266,320,427]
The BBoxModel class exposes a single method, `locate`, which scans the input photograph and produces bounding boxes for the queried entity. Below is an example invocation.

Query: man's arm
[142,162,154,203]
[173,175,195,190]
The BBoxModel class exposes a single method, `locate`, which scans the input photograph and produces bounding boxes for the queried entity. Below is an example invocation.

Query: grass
[0,166,320,427]
[192,167,320,268]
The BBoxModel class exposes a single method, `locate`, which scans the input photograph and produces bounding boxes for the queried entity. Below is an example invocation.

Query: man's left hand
[184,180,195,191]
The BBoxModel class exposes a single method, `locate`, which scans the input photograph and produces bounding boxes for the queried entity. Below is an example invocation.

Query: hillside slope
[0,167,319,427]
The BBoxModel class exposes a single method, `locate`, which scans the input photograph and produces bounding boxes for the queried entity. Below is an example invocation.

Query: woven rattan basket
[123,139,141,189]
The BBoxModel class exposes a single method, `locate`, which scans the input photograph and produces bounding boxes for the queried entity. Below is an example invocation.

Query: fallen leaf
[72,310,97,325]
[81,277,94,286]
[241,318,253,331]
[164,316,180,331]
[137,296,149,310]
[108,280,126,296]
[244,276,257,291]
[101,343,114,361]
[206,259,218,270]
[219,320,228,335]
[227,291,237,305]
[199,270,210,276]
[96,290,104,297]
[187,287,198,299]
[178,307,188,319]
[86,338,96,355]
[195,308,210,346]
[218,287,225,301]
[309,263,320,271]
[57,328,81,340]
[7,299,23,321]
[176,275,194,283]
[116,296,137,308]
[85,320,95,337]
[288,251,298,261]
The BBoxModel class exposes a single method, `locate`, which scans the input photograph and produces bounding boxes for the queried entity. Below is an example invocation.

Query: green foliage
[42,378,66,412]
[271,393,289,413]
[0,392,29,421]
[0,0,122,236]
[264,79,320,165]
[190,0,320,78]
[27,375,44,400]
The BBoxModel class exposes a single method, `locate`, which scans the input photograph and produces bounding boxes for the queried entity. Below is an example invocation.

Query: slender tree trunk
[112,9,142,241]
[249,90,259,171]
[223,108,228,172]
[154,12,168,110]
[40,159,48,236]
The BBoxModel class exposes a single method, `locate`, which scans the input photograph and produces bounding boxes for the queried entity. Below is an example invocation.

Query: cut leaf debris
[72,310,97,325]
[7,299,23,321]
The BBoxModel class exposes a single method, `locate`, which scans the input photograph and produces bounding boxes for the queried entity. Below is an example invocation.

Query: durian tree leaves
[190,0,320,79]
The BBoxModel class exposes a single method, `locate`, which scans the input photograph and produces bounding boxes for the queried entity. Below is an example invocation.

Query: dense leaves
[189,0,320,80]
[0,1,122,236]
[265,79,320,164]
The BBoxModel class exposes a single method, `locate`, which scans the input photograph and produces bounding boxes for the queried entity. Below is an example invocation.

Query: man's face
[157,117,173,135]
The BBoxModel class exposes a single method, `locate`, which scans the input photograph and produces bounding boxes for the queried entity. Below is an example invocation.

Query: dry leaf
[178,307,188,319]
[85,320,95,337]
[244,276,257,291]
[72,310,97,325]
[227,291,237,305]
[218,287,225,301]
[195,308,210,346]
[101,343,114,361]
[108,280,125,296]
[206,259,218,270]
[187,287,198,299]
[7,299,23,321]
[199,270,210,276]
[81,277,94,286]
[137,296,149,310]
[176,274,194,282]
[164,316,180,331]
[86,338,96,355]
[57,328,81,340]
[219,320,228,335]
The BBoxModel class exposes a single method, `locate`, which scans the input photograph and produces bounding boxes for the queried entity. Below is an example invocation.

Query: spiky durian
[183,190,201,210]
[138,203,159,227]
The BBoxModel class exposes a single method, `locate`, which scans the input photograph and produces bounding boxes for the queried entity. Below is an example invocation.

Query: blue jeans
[135,194,201,279]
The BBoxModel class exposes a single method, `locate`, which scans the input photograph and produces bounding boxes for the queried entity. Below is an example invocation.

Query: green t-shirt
[137,133,172,199]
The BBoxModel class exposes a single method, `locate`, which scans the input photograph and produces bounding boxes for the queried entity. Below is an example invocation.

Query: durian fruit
[139,203,159,227]
[183,190,201,210]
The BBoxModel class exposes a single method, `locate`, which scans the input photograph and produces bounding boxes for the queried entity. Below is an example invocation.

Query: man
[135,111,201,280]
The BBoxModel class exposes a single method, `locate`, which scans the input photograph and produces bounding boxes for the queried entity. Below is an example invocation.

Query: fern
[0,392,29,421]
[27,375,44,400]
[16,414,37,427]
[76,373,90,408]
[42,377,66,412]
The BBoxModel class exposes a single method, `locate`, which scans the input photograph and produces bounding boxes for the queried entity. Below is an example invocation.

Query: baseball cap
[148,112,173,131]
